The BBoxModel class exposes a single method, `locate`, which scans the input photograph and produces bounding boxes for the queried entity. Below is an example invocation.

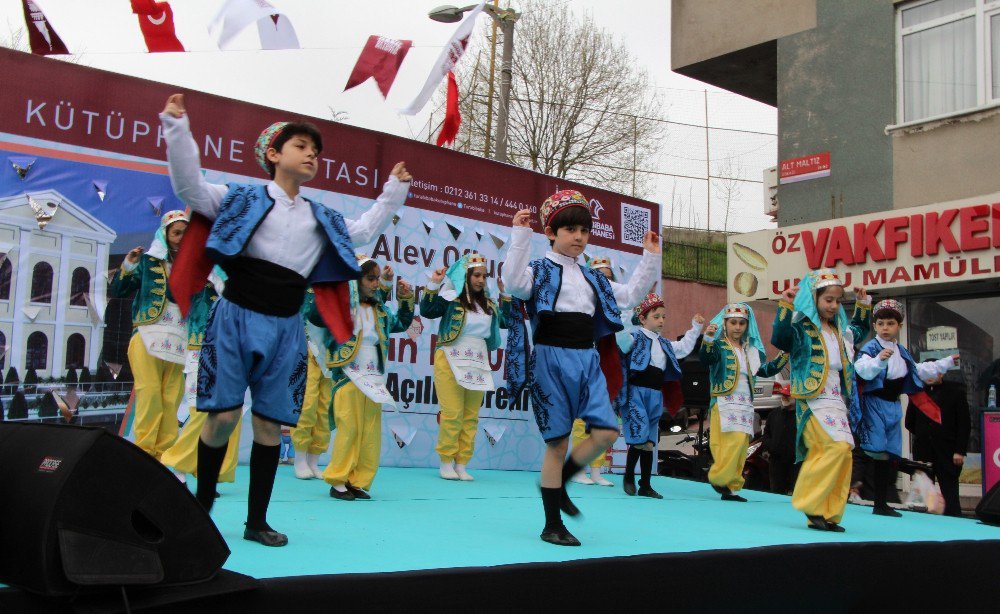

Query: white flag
[256,13,300,50]
[209,0,298,50]
[399,0,485,115]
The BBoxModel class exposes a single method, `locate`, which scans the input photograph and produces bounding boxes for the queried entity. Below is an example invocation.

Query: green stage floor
[206,466,1000,579]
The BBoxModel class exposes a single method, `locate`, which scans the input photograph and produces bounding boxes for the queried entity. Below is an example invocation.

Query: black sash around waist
[533,312,595,349]
[872,376,905,401]
[221,256,307,317]
[630,365,665,390]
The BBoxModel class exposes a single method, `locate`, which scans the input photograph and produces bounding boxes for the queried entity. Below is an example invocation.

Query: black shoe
[806,515,829,531]
[623,481,636,496]
[329,486,356,501]
[873,505,902,517]
[721,493,747,502]
[711,484,730,496]
[825,522,846,533]
[540,526,581,546]
[556,487,580,517]
[243,526,288,547]
[346,484,371,500]
[637,486,663,499]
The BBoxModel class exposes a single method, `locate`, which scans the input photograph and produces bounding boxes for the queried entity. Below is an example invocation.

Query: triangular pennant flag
[422,220,435,234]
[435,70,461,147]
[489,231,506,251]
[28,194,58,229]
[106,362,123,379]
[51,392,74,422]
[22,305,41,321]
[131,0,185,52]
[483,423,507,446]
[446,221,464,241]
[388,422,416,449]
[344,35,412,98]
[391,213,401,226]
[21,0,69,55]
[475,228,484,242]
[9,156,35,180]
[256,13,300,50]
[84,293,106,326]
[148,196,164,215]
[618,265,626,276]
[93,180,108,202]
[406,316,424,341]
[209,0,294,50]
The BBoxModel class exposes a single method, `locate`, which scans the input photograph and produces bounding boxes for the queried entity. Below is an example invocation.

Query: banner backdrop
[0,49,659,471]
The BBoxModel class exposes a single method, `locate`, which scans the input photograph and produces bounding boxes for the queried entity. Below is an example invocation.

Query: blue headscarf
[440,253,491,302]
[708,302,765,356]
[792,269,849,332]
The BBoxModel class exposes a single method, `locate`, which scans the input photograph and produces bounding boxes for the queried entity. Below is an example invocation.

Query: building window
[898,0,1000,122]
[65,333,86,370]
[0,255,10,300]
[0,330,6,372]
[26,331,48,371]
[30,262,54,304]
[70,268,91,307]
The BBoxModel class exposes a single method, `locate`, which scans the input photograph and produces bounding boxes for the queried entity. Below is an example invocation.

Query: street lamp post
[429,4,519,163]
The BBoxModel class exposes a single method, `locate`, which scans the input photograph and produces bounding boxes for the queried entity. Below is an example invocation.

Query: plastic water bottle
[989,385,997,409]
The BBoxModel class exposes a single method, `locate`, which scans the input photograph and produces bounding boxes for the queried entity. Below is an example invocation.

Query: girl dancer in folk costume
[318,255,414,501]
[161,94,411,547]
[293,273,394,479]
[700,303,788,502]
[503,191,662,546]
[854,299,957,517]
[569,255,617,486]
[773,269,872,532]
[111,210,192,460]
[421,253,510,481]
[617,294,705,498]
[161,271,245,486]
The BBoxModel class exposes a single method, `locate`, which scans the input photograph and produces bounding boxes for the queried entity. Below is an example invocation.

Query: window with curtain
[898,0,1000,122]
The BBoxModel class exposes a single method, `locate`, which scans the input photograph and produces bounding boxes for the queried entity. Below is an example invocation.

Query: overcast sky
[3,0,778,232]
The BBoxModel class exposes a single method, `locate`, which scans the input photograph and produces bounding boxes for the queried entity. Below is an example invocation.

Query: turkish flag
[344,35,413,98]
[21,0,69,55]
[435,71,461,147]
[131,1,185,53]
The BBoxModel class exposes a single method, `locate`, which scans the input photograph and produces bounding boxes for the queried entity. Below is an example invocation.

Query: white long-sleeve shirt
[160,113,407,278]
[619,319,703,362]
[854,337,955,382]
[500,225,659,314]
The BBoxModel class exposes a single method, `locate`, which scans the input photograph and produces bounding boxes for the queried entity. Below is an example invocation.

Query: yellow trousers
[708,405,750,493]
[128,334,185,460]
[160,409,242,483]
[792,415,853,524]
[434,350,485,464]
[291,354,333,455]
[322,382,381,490]
[570,419,608,468]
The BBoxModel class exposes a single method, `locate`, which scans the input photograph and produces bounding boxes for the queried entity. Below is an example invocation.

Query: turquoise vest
[699,336,788,398]
[419,290,509,351]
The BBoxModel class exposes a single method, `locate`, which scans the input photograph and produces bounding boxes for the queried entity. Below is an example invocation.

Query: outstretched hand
[381,265,395,282]
[390,162,412,182]
[429,266,446,284]
[643,231,661,254]
[781,287,799,303]
[125,246,144,264]
[704,323,718,337]
[854,286,868,302]
[512,209,532,228]
[163,94,185,118]
[397,278,413,298]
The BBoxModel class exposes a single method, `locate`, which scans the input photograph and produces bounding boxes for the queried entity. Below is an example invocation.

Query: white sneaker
[570,473,594,485]
[592,476,614,487]
[455,464,474,481]
[293,453,314,479]
[308,453,324,479]
[440,461,460,480]
[172,470,187,484]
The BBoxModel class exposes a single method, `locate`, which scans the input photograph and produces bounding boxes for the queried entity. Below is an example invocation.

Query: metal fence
[661,241,727,285]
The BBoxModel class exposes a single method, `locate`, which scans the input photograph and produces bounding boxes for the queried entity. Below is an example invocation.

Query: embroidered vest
[628,330,682,381]
[857,339,923,396]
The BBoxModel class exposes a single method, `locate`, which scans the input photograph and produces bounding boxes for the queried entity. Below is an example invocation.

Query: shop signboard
[779,152,830,184]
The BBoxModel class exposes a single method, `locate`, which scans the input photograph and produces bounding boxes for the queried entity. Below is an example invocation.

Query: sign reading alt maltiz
[727,192,1000,302]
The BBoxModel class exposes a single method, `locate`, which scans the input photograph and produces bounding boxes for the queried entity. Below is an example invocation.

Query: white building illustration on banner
[0,190,116,377]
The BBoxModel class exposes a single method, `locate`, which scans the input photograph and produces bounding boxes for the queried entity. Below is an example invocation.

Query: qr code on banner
[620,203,650,247]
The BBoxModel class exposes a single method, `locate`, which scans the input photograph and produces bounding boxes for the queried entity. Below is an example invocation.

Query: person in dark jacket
[905,369,971,517]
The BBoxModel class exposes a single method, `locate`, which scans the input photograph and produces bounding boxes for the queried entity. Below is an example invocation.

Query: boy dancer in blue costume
[503,190,661,546]
[854,298,956,517]
[160,94,411,547]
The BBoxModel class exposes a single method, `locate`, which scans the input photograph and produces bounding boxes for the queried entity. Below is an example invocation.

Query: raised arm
[670,316,704,360]
[160,95,227,219]
[757,351,789,378]
[771,290,797,352]
[611,231,662,310]
[418,267,449,319]
[849,288,872,345]
[500,212,535,300]
[915,354,956,382]
[699,324,722,366]
[345,163,411,247]
[387,279,415,333]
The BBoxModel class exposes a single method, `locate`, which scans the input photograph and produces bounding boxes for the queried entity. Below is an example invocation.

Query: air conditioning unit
[763,166,778,218]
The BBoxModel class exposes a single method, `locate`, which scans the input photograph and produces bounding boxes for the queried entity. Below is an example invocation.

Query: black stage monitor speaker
[0,422,230,597]
[975,480,1000,526]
